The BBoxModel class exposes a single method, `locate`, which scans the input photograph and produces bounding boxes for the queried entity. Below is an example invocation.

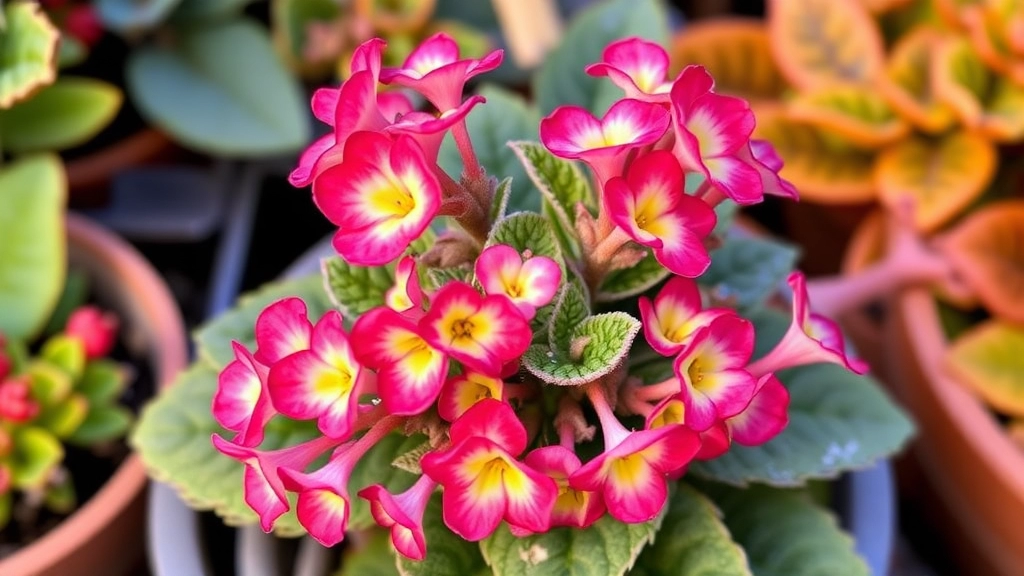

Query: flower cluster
[211,35,867,561]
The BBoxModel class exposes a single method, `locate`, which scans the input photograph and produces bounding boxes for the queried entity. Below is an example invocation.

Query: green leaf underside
[634,483,751,575]
[509,140,596,222]
[490,176,513,223]
[690,308,914,486]
[523,312,641,386]
[323,256,395,321]
[194,273,334,368]
[480,505,664,576]
[548,283,591,351]
[397,495,488,576]
[702,483,869,576]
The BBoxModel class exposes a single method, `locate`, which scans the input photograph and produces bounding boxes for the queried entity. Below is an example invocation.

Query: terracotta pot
[65,128,177,208]
[835,210,889,378]
[781,199,875,276]
[0,214,188,576]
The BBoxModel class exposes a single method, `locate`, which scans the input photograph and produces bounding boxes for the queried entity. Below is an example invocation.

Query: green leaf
[173,0,256,22]
[437,85,539,212]
[57,35,87,69]
[480,504,664,576]
[0,154,65,340]
[130,363,317,535]
[0,1,58,109]
[126,18,310,156]
[490,176,512,224]
[195,273,334,368]
[533,0,669,116]
[27,361,73,406]
[946,320,1024,417]
[10,426,63,489]
[44,473,76,513]
[426,266,474,292]
[37,392,89,439]
[347,433,421,530]
[508,140,596,230]
[547,283,590,350]
[96,0,182,33]
[698,236,799,309]
[690,309,915,486]
[41,270,88,337]
[66,404,132,445]
[323,256,395,321]
[397,494,488,576]
[523,312,641,386]
[39,334,86,379]
[597,251,670,303]
[703,483,869,576]
[336,529,400,576]
[76,360,129,405]
[634,484,750,575]
[486,212,567,281]
[0,78,122,153]
[0,492,10,530]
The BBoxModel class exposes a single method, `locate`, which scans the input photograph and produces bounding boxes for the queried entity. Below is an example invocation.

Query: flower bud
[0,376,39,423]
[66,306,119,360]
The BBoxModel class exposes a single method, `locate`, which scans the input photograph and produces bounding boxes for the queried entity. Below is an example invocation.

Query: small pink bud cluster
[65,305,119,360]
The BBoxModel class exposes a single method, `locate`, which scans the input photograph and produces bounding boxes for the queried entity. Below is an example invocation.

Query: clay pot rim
[0,213,187,575]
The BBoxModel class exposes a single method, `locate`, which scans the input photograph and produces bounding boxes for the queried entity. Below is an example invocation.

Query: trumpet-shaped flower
[212,342,275,447]
[745,140,799,200]
[540,99,670,185]
[672,314,757,431]
[585,37,673,101]
[524,445,605,529]
[437,371,505,422]
[605,152,717,277]
[358,475,437,560]
[384,95,486,162]
[639,276,731,356]
[314,131,442,266]
[670,66,762,205]
[421,282,531,374]
[474,244,561,320]
[380,33,503,111]
[211,434,339,532]
[384,256,424,315]
[726,373,789,446]
[267,311,365,439]
[351,307,448,416]
[569,388,699,523]
[421,399,557,540]
[747,272,869,377]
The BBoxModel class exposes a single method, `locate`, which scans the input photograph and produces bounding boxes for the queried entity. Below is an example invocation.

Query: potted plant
[132,0,915,574]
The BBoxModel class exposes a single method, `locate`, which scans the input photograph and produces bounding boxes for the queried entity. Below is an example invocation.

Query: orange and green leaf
[354,0,436,34]
[878,26,956,133]
[935,36,1024,140]
[874,130,996,232]
[933,0,982,29]
[670,19,788,105]
[941,200,1024,323]
[858,0,914,13]
[961,2,1024,84]
[767,0,885,90]
[787,85,910,147]
[753,105,878,203]
[0,2,60,109]
[947,319,1024,417]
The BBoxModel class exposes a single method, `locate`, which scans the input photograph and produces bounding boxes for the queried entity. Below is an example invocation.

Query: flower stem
[632,378,680,402]
[347,414,402,462]
[452,120,483,182]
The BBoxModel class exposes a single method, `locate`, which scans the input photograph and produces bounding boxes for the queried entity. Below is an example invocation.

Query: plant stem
[452,120,483,182]
[632,378,679,402]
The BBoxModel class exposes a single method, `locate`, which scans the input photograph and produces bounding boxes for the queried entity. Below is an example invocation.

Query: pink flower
[605,151,717,277]
[672,314,758,431]
[540,98,670,185]
[351,307,448,416]
[0,376,38,423]
[384,95,486,162]
[585,37,673,101]
[639,276,732,356]
[253,297,313,366]
[524,445,606,529]
[569,387,699,523]
[436,370,505,422]
[267,311,365,439]
[745,140,799,200]
[384,256,424,316]
[358,475,437,560]
[670,66,762,205]
[420,282,532,374]
[313,131,442,266]
[726,373,789,446]
[474,244,561,320]
[644,397,731,461]
[65,306,118,360]
[212,342,275,447]
[421,399,558,540]
[211,435,339,532]
[380,33,503,110]
[747,272,869,377]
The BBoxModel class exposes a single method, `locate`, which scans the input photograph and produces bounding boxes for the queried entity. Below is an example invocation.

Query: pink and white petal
[676,380,720,432]
[603,456,667,523]
[391,524,428,561]
[503,462,558,534]
[317,391,361,439]
[351,307,419,364]
[289,133,338,187]
[624,149,685,195]
[332,224,415,267]
[213,349,262,433]
[655,276,704,322]
[728,373,790,446]
[540,106,605,158]
[466,49,504,78]
[639,295,679,356]
[654,225,712,278]
[386,256,423,312]
[743,141,799,200]
[235,394,275,448]
[211,435,287,531]
[702,368,758,420]
[311,87,340,125]
[705,314,755,368]
[359,486,398,528]
[334,72,389,142]
[602,98,671,147]
[475,295,532,360]
[377,90,414,122]
[267,351,343,420]
[377,346,448,415]
[448,398,527,455]
[349,37,386,77]
[475,244,523,297]
[584,63,651,99]
[605,177,656,246]
[602,38,669,91]
[314,161,393,231]
[440,477,505,541]
[518,256,562,308]
[675,191,718,237]
[390,136,442,218]
[311,311,360,374]
[523,445,580,477]
[254,298,312,366]
[295,488,350,547]
[787,271,812,327]
[437,372,503,422]
[695,422,732,460]
[703,155,764,205]
[685,94,755,157]
[671,66,716,112]
[400,33,461,76]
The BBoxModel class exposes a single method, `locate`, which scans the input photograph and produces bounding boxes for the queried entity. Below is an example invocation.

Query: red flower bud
[65,5,104,47]
[0,377,39,423]
[0,463,11,495]
[66,306,119,360]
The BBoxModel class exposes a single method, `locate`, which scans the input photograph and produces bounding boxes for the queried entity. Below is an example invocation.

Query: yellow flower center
[450,318,476,341]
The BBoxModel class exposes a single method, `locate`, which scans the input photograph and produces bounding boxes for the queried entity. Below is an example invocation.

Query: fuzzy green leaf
[0,2,59,109]
[480,503,664,576]
[703,483,869,576]
[10,426,63,489]
[634,484,751,575]
[523,312,640,386]
[490,176,513,224]
[66,404,132,445]
[323,256,395,321]
[426,266,474,292]
[597,251,670,302]
[486,212,566,281]
[397,495,488,576]
[533,0,669,116]
[699,236,799,309]
[547,283,590,351]
[0,155,65,340]
[195,273,334,367]
[509,140,596,236]
[0,78,121,153]
[690,308,914,486]
[130,363,316,535]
